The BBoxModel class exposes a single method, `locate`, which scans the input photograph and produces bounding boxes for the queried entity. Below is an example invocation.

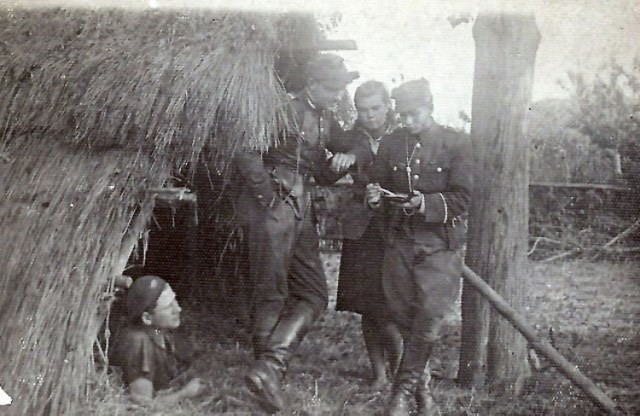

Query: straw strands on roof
[0,8,316,167]
[0,137,165,415]
[0,8,319,415]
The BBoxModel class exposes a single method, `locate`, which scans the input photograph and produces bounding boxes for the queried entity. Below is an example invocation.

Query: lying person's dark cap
[305,53,359,90]
[391,78,434,113]
[126,275,168,321]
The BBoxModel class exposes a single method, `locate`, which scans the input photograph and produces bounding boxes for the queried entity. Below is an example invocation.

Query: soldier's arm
[315,125,355,185]
[233,149,276,207]
[421,133,473,223]
[326,125,374,168]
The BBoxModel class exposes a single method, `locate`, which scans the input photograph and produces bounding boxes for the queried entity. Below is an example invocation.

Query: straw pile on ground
[0,7,317,415]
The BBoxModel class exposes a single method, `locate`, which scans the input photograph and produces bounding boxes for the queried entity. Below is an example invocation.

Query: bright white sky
[4,0,640,127]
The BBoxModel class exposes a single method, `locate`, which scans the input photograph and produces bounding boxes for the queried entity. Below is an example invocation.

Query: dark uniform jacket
[234,91,371,207]
[371,125,473,250]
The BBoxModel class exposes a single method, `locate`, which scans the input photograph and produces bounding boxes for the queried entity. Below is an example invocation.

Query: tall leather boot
[245,301,317,413]
[251,302,282,360]
[386,339,434,416]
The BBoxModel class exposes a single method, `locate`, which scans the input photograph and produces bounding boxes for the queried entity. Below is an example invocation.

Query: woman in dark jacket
[336,80,402,388]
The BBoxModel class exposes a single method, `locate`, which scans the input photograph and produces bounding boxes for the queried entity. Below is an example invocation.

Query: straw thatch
[0,7,319,415]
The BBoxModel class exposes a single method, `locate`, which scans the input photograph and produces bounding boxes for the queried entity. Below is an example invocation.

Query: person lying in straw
[109,275,207,405]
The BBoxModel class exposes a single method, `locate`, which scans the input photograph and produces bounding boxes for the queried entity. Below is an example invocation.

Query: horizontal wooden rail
[322,181,633,192]
[529,182,632,192]
[316,39,358,51]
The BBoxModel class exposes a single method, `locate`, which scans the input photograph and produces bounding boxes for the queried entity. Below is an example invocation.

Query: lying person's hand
[183,378,208,398]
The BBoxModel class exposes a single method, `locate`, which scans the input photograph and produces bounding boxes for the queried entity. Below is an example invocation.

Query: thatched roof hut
[0,7,322,415]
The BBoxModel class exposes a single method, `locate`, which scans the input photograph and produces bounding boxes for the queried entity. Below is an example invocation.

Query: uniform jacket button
[436,167,442,172]
[413,174,419,180]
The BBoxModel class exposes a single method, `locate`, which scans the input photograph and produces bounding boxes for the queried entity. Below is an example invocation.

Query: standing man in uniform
[366,78,473,415]
[336,80,403,389]
[234,53,365,413]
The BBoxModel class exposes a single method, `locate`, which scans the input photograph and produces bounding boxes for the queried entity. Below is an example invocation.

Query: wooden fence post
[459,12,540,393]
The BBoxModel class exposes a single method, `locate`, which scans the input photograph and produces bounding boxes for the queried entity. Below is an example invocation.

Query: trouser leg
[287,204,328,314]
[240,192,298,359]
[384,238,461,416]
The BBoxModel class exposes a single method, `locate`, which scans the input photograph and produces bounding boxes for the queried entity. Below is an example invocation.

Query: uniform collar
[143,326,168,349]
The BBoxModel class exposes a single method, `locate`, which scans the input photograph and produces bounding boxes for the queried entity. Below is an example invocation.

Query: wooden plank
[323,181,632,192]
[316,39,357,51]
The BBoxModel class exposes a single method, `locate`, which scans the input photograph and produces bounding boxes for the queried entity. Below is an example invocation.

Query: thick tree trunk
[458,13,540,394]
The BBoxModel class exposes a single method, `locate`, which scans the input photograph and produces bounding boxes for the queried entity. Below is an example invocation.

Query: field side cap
[391,78,433,113]
[126,275,168,321]
[155,285,176,309]
[305,53,359,90]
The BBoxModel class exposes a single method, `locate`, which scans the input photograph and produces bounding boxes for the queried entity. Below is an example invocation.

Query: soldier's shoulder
[344,126,364,141]
[377,128,407,153]
[380,129,406,149]
[380,127,408,143]
[118,325,150,343]
[439,124,465,138]
[440,125,471,147]
[283,92,309,127]
[286,92,304,110]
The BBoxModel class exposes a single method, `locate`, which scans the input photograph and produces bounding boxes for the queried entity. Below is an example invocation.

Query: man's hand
[392,191,424,210]
[366,183,382,207]
[330,152,356,173]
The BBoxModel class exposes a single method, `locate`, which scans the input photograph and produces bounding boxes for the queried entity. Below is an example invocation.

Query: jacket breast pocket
[419,163,450,193]
[388,162,411,192]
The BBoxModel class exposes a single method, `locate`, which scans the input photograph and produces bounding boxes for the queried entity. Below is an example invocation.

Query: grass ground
[85,256,639,415]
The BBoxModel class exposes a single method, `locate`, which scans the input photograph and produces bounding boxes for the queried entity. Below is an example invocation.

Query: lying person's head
[126,275,182,330]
